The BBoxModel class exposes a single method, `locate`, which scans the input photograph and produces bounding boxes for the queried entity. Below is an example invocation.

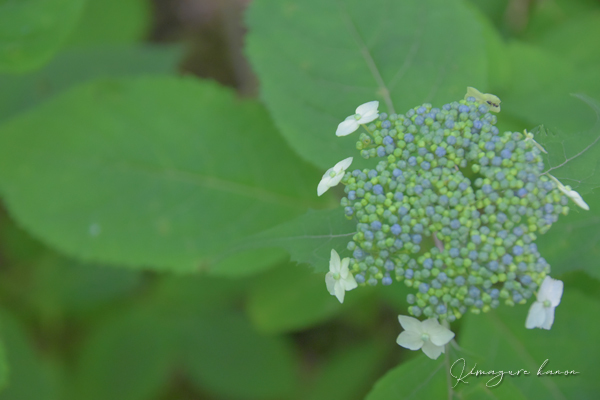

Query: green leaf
[246,0,488,169]
[365,349,535,400]
[535,188,600,280]
[0,45,183,123]
[465,0,509,33]
[247,262,342,333]
[0,339,7,393]
[66,0,151,47]
[364,355,447,399]
[535,13,600,68]
[207,247,288,277]
[151,274,243,315]
[0,77,325,272]
[0,0,85,73]
[233,208,356,272]
[0,311,59,400]
[533,96,600,193]
[501,43,600,193]
[459,289,600,399]
[525,0,600,40]
[181,312,298,400]
[30,255,143,317]
[69,308,175,400]
[305,342,387,400]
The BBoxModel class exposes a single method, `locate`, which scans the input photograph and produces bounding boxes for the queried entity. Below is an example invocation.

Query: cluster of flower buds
[319,88,588,339]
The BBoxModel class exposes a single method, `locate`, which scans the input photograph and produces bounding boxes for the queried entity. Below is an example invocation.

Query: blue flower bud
[353,249,365,260]
[454,276,466,286]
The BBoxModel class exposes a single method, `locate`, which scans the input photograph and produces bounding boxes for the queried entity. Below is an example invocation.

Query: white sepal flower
[396,316,455,360]
[335,101,379,136]
[317,157,353,196]
[525,276,564,330]
[325,249,357,303]
[549,175,589,211]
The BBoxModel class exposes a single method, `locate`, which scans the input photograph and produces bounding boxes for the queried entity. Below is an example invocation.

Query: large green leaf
[68,308,175,400]
[365,356,447,399]
[0,0,85,73]
[0,45,183,123]
[66,0,151,47]
[533,96,600,193]
[524,0,600,40]
[246,0,488,169]
[459,289,600,399]
[535,13,600,68]
[247,262,342,333]
[0,311,59,400]
[305,342,387,400]
[502,43,600,193]
[365,346,535,400]
[536,189,600,280]
[0,339,7,393]
[234,208,356,272]
[497,43,600,279]
[181,312,298,400]
[0,77,326,272]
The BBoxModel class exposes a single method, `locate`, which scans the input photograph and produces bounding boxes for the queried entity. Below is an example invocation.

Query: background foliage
[0,0,599,399]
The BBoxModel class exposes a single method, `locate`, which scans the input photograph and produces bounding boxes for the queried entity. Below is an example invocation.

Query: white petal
[329,249,341,274]
[336,119,359,137]
[339,257,350,278]
[327,172,344,188]
[525,301,546,329]
[541,306,556,330]
[396,331,424,350]
[342,273,357,291]
[355,101,379,116]
[334,282,345,303]
[567,189,590,211]
[317,179,331,196]
[334,156,353,173]
[422,319,455,346]
[357,112,379,125]
[317,168,334,196]
[325,272,336,295]
[421,340,445,360]
[538,276,563,306]
[398,315,423,334]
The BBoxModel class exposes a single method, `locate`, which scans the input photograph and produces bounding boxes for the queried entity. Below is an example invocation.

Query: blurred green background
[0,0,599,399]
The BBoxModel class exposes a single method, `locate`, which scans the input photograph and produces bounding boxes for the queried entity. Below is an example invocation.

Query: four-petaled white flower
[317,157,353,196]
[396,315,455,360]
[549,175,590,211]
[526,276,564,330]
[325,249,357,303]
[335,101,379,137]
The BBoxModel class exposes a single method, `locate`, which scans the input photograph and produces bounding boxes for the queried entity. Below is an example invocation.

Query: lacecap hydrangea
[319,88,588,331]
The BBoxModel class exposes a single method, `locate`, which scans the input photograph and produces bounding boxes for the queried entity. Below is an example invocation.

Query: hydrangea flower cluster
[319,89,588,341]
